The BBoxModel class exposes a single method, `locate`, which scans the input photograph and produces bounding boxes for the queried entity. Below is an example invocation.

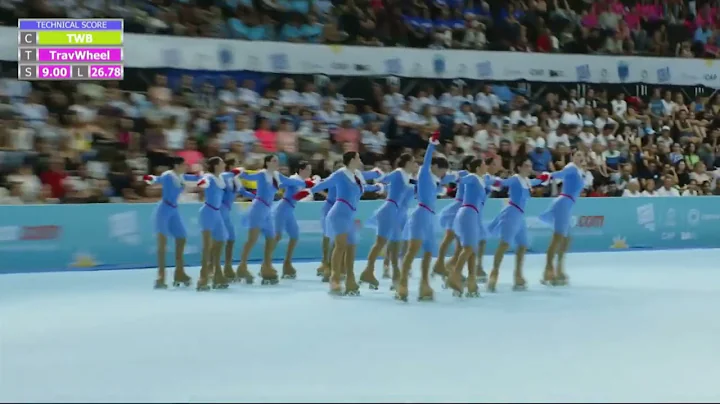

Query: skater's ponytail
[469,158,484,173]
[396,153,413,168]
[170,156,185,169]
[431,156,449,169]
[484,157,495,167]
[225,158,237,170]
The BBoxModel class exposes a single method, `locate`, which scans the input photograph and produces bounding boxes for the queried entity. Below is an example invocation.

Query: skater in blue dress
[310,152,384,295]
[272,160,318,279]
[196,157,229,291]
[235,155,306,285]
[219,159,256,283]
[360,154,418,289]
[395,132,450,302]
[143,156,201,289]
[539,151,587,286]
[445,157,495,297]
[486,159,550,292]
[433,156,472,278]
[384,175,416,283]
[317,165,383,282]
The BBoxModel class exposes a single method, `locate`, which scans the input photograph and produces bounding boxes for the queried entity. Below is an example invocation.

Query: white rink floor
[2,249,720,403]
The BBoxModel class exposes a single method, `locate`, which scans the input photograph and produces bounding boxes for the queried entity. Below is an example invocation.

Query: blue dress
[272,174,311,239]
[438,170,469,229]
[198,174,228,241]
[311,168,381,245]
[149,171,200,239]
[403,142,452,254]
[487,175,543,247]
[238,169,306,238]
[220,172,255,241]
[365,168,413,239]
[538,163,585,237]
[320,169,382,236]
[452,174,490,251]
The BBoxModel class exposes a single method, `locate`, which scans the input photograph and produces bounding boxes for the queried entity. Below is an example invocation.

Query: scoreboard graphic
[18,19,124,81]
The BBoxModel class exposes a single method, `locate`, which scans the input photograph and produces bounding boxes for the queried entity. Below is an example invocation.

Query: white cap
[662,125,671,131]
[584,120,593,127]
[535,137,546,148]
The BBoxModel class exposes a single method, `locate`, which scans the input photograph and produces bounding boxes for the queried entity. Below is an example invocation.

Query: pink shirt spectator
[276,131,298,153]
[255,129,277,152]
[370,0,383,10]
[624,12,640,31]
[176,150,204,167]
[581,12,599,28]
[333,128,360,152]
[609,0,624,14]
[696,8,716,28]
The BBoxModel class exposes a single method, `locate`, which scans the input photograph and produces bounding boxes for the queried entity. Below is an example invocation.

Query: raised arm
[420,131,440,176]
[380,169,402,184]
[310,172,340,193]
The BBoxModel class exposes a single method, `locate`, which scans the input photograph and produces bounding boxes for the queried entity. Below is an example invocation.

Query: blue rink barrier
[0,197,719,274]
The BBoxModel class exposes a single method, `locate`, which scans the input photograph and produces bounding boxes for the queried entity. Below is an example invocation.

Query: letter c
[23,33,32,43]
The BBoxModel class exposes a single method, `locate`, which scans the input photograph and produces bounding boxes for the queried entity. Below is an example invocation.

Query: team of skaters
[145,131,587,301]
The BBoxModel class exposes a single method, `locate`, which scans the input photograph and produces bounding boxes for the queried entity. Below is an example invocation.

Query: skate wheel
[344,290,360,296]
[389,284,396,291]
[452,290,462,297]
[466,292,480,298]
[512,285,527,292]
[369,284,379,290]
[321,277,330,283]
[394,294,407,302]
[441,283,448,289]
[154,283,168,290]
[418,296,434,302]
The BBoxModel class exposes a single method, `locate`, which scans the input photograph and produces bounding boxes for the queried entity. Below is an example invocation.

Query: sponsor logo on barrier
[664,208,676,227]
[681,232,696,240]
[575,215,604,227]
[610,236,628,249]
[661,232,675,240]
[108,211,140,245]
[0,225,61,241]
[636,203,655,231]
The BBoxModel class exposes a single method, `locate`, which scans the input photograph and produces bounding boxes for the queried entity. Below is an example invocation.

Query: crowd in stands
[1,0,720,204]
[12,0,720,57]
[1,73,720,204]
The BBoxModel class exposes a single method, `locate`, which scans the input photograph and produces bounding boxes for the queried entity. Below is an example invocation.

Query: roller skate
[418,281,434,302]
[316,262,328,277]
[394,276,409,302]
[321,265,332,283]
[235,263,255,285]
[344,272,361,296]
[444,271,464,297]
[281,263,297,279]
[512,275,527,292]
[212,270,229,289]
[553,271,568,286]
[259,265,279,285]
[476,266,487,284]
[540,266,555,286]
[196,276,211,291]
[173,272,192,288]
[382,263,391,279]
[154,278,167,289]
[486,269,499,293]
[465,274,480,298]
[329,272,343,296]
[359,268,379,290]
[223,266,236,283]
[431,260,448,279]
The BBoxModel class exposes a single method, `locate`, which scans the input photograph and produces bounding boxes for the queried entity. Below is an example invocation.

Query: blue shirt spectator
[528,142,552,172]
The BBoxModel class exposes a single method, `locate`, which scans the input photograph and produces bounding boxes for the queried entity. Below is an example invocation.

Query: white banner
[3,27,719,86]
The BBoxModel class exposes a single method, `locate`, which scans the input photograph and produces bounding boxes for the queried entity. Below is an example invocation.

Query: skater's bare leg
[197,231,212,290]
[330,234,348,294]
[317,236,330,276]
[543,233,562,284]
[173,237,190,285]
[212,240,227,288]
[223,240,235,279]
[236,228,259,283]
[361,236,386,288]
[418,251,434,300]
[282,237,298,278]
[396,239,421,300]
[155,233,167,288]
[433,230,454,276]
[447,237,461,269]
[260,236,276,281]
[465,250,479,297]
[345,243,359,294]
[488,241,509,292]
[476,240,487,281]
[555,236,570,285]
[513,245,527,291]
[447,246,472,294]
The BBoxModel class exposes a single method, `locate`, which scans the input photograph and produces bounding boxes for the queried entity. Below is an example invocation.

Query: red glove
[231,167,244,176]
[293,190,311,201]
[430,131,440,145]
[537,173,551,182]
[143,174,154,184]
[304,179,315,188]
